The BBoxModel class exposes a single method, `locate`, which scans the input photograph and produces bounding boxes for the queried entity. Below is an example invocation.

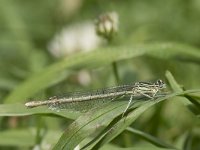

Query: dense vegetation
[0,0,200,150]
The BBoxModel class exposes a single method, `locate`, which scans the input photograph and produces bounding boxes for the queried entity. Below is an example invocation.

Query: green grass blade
[165,71,183,92]
[52,90,200,150]
[4,43,200,104]
[100,146,176,150]
[0,104,79,119]
[52,101,128,150]
[126,127,175,149]
[90,90,200,150]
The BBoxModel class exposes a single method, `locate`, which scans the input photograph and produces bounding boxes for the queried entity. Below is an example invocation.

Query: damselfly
[25,79,166,115]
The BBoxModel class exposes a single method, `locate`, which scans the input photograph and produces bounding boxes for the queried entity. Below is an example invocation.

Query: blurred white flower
[48,22,103,58]
[77,70,91,86]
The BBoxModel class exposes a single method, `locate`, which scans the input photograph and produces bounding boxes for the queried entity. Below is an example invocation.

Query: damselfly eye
[156,79,166,88]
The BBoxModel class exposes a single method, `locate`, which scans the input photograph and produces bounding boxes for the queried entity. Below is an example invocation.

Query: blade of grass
[166,71,200,112]
[90,90,200,150]
[0,104,80,119]
[126,127,175,149]
[183,95,200,110]
[100,146,176,150]
[53,101,128,150]
[165,70,183,92]
[183,132,193,150]
[4,43,200,104]
[53,90,200,150]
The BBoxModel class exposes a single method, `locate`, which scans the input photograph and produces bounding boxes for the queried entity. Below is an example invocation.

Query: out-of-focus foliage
[0,0,200,150]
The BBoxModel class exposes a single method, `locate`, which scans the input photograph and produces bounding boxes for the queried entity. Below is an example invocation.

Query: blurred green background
[0,0,200,150]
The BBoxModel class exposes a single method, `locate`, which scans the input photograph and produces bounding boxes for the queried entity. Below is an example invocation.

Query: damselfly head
[156,79,166,89]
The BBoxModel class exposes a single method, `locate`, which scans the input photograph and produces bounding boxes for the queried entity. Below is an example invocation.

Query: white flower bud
[95,11,119,40]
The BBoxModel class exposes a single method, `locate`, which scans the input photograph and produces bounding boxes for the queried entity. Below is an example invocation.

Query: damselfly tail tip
[25,101,36,108]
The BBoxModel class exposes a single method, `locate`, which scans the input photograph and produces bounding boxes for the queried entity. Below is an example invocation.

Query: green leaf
[0,104,80,119]
[4,43,200,104]
[125,127,175,149]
